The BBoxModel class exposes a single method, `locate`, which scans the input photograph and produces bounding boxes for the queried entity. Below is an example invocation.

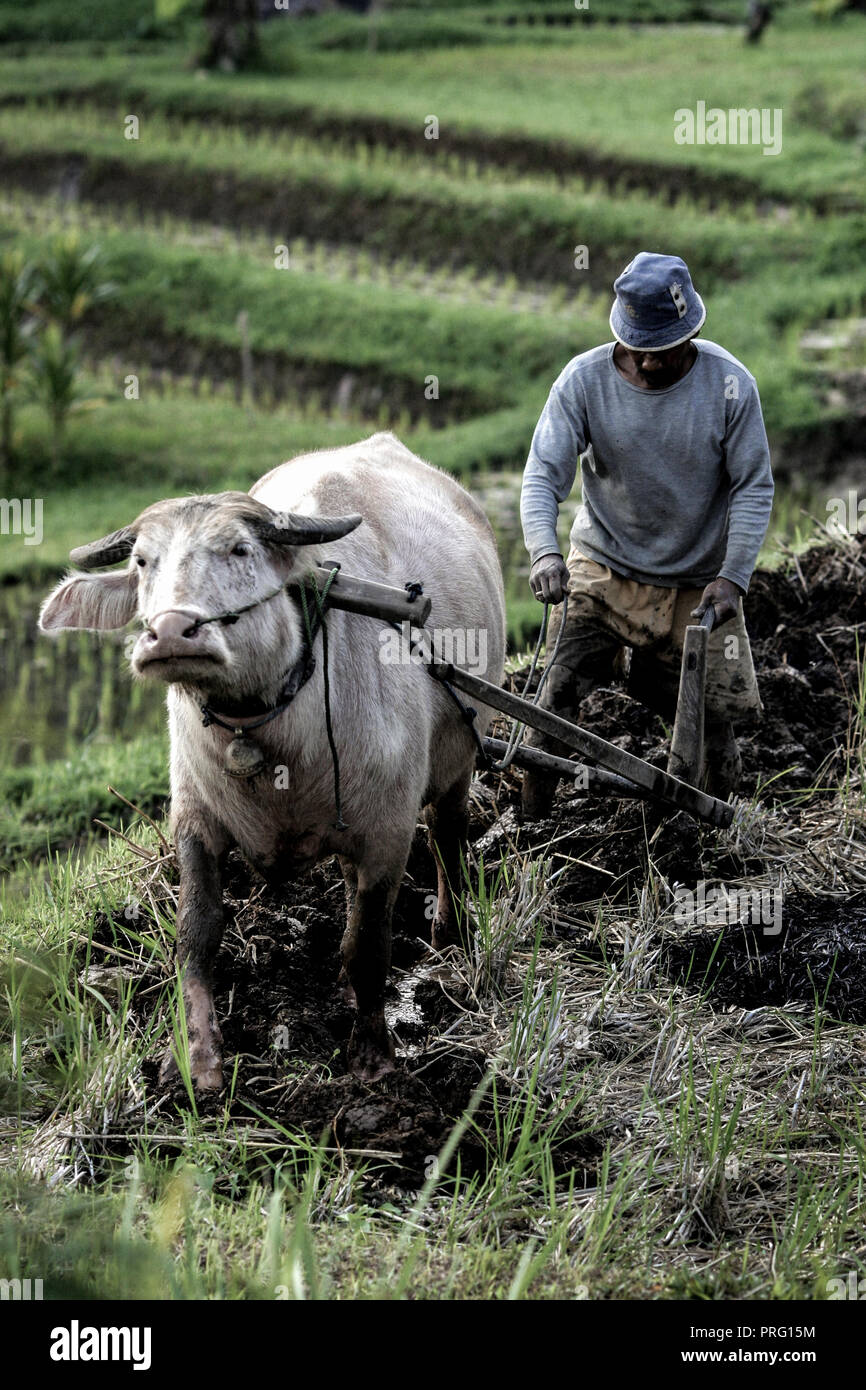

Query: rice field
[0,0,865,1326]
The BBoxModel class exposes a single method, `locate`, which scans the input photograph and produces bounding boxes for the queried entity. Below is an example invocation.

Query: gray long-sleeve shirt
[520,339,774,593]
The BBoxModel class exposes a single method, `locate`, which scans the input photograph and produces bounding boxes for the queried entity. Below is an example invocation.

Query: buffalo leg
[160,830,226,1093]
[425,769,472,950]
[337,856,359,1002]
[341,872,400,1082]
[338,855,358,917]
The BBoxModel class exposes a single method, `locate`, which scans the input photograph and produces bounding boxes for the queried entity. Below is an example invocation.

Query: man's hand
[530,552,570,605]
[691,576,743,628]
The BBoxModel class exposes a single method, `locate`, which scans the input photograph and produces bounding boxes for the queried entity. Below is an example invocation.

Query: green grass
[244,1,747,58]
[394,0,747,14]
[0,102,838,284]
[0,835,595,1300]
[0,732,168,877]
[0,0,158,45]
[0,0,751,43]
[1,190,861,453]
[0,210,586,418]
[0,390,387,551]
[2,793,865,1299]
[0,11,862,203]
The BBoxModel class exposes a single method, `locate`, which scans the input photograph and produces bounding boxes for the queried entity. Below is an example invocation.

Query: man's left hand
[691,576,743,628]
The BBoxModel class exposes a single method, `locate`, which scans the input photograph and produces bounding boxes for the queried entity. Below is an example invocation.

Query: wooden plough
[429,661,732,829]
[317,567,733,830]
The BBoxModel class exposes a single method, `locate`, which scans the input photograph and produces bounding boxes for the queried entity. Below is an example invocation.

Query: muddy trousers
[520,609,742,819]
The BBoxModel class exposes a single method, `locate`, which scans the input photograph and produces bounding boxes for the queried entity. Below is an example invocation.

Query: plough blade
[667,607,714,786]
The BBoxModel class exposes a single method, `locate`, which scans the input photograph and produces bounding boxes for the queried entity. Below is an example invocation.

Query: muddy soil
[477,534,866,1021]
[88,536,864,1176]
[93,842,597,1187]
[665,891,866,1020]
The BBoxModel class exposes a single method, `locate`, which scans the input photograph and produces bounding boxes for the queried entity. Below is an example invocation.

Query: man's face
[624,338,695,388]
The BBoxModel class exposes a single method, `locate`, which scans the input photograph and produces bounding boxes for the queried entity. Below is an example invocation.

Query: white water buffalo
[40,432,506,1088]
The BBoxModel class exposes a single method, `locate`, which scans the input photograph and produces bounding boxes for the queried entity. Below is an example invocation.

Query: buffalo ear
[39,571,138,632]
[254,511,362,547]
[69,527,136,570]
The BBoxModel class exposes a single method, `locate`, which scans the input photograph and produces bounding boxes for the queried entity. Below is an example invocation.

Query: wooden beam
[433,662,733,828]
[667,621,709,787]
[305,566,432,626]
[482,738,649,800]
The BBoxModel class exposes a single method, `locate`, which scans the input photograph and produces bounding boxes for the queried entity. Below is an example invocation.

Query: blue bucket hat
[609,252,706,352]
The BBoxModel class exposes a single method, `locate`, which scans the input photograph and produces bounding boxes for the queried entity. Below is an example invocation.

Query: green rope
[299,566,346,830]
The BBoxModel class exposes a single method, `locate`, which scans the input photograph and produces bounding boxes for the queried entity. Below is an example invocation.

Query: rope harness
[153,566,342,802]
[180,581,293,631]
[297,566,345,829]
[163,562,562,828]
[484,593,567,770]
[390,593,567,773]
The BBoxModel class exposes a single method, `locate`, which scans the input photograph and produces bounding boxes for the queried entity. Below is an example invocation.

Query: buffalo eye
[231,543,250,557]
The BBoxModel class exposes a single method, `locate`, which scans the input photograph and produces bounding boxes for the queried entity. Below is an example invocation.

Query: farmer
[519,251,774,819]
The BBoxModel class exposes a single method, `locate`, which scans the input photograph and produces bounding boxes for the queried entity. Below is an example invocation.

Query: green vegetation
[0,101,847,279]
[0,0,158,45]
[0,9,863,202]
[0,235,113,483]
[0,733,168,878]
[0,250,37,480]
[2,773,866,1298]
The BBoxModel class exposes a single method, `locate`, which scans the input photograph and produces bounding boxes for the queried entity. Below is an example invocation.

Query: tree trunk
[1,392,13,479]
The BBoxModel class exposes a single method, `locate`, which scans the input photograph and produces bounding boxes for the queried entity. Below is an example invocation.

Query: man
[519,251,773,819]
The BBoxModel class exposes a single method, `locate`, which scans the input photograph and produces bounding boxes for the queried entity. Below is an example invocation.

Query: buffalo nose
[142,610,207,660]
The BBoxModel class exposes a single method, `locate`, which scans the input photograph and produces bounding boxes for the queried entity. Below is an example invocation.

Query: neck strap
[197,571,330,729]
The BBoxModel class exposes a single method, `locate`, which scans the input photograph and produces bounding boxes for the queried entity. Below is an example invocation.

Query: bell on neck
[224,732,266,779]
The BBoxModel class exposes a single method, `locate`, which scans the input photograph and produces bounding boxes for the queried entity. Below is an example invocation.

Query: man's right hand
[529,552,570,604]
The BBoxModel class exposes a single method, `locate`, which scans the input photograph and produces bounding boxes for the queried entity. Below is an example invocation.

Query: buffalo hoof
[158,1041,224,1094]
[192,1057,224,1093]
[348,1021,395,1083]
[337,965,357,1007]
[431,913,470,954]
[431,915,454,952]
